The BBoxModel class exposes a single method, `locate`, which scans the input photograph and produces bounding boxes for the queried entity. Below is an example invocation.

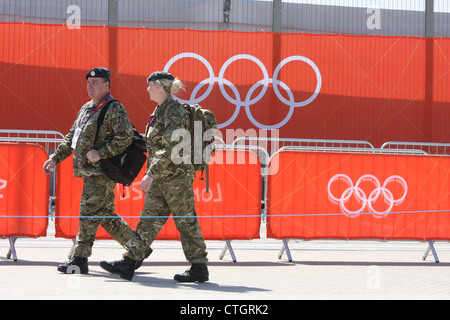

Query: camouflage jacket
[145,95,194,180]
[51,95,133,177]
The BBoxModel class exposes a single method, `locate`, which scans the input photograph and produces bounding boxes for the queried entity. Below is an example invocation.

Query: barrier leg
[68,238,76,259]
[278,239,292,262]
[422,240,439,263]
[219,240,237,262]
[278,241,285,259]
[7,237,18,262]
[422,241,432,260]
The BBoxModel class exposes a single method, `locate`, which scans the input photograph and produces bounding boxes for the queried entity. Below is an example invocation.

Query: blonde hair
[155,78,184,94]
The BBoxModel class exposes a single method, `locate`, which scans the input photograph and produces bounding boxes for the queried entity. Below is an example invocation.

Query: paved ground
[1,220,450,301]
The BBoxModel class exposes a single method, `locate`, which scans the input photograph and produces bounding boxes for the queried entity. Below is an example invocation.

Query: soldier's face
[87,78,109,101]
[146,81,159,102]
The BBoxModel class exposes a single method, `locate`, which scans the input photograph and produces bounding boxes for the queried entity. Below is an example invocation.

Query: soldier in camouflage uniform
[99,71,209,282]
[43,67,140,274]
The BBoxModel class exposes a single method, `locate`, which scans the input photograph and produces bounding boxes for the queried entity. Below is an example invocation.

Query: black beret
[86,67,111,80]
[147,71,175,83]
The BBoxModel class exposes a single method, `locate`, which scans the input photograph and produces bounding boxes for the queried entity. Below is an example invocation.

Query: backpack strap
[164,101,195,149]
[163,99,184,123]
[93,99,117,148]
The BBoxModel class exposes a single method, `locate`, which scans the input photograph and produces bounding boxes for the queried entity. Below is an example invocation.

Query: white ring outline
[219,54,270,107]
[192,78,243,128]
[272,55,322,108]
[327,174,408,218]
[244,79,296,129]
[163,52,215,105]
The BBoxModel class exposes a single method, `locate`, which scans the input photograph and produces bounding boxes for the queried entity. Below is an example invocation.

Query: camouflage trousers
[124,174,208,264]
[73,175,135,258]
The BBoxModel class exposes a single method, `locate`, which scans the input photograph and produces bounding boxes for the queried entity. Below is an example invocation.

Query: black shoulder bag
[93,99,147,187]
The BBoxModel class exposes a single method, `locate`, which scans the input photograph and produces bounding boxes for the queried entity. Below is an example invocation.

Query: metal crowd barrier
[0,130,64,261]
[381,141,450,155]
[1,129,449,264]
[270,141,450,263]
[381,141,450,263]
[0,129,64,150]
[0,129,64,212]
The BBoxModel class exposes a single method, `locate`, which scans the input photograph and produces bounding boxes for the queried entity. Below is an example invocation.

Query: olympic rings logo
[164,52,322,129]
[327,174,408,218]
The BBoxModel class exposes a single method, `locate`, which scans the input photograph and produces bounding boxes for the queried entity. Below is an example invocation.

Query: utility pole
[424,0,434,142]
[108,0,118,81]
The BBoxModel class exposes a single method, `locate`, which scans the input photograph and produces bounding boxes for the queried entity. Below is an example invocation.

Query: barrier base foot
[7,237,18,262]
[278,239,292,262]
[219,240,237,262]
[422,240,439,263]
[68,238,77,259]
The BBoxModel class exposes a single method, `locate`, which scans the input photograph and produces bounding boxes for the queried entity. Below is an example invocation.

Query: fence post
[272,0,282,127]
[108,0,119,81]
[424,0,434,142]
[425,0,435,37]
[272,0,282,33]
[222,0,231,30]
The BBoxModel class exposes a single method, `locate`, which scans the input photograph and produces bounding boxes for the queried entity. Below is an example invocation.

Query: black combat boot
[135,247,153,270]
[174,263,209,283]
[57,256,88,274]
[99,256,138,281]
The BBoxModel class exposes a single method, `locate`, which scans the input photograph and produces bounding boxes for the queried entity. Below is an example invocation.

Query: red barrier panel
[267,150,450,241]
[156,149,262,240]
[54,156,142,239]
[0,143,49,238]
[55,149,261,241]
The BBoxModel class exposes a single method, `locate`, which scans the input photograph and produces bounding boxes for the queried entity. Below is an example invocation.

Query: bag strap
[164,101,195,145]
[93,99,117,148]
[163,100,183,123]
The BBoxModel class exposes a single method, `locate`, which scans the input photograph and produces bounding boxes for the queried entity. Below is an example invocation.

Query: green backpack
[165,101,217,191]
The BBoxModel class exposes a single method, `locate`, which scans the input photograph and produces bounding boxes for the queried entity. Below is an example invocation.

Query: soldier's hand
[140,174,153,193]
[86,150,100,163]
[43,159,56,174]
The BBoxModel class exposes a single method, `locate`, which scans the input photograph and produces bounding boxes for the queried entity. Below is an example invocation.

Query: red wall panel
[0,23,448,148]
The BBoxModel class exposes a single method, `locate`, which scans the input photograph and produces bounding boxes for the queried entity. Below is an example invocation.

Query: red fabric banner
[55,149,261,240]
[0,143,49,238]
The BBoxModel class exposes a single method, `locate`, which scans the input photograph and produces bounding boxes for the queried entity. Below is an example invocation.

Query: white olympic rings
[327,174,408,218]
[164,52,322,129]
